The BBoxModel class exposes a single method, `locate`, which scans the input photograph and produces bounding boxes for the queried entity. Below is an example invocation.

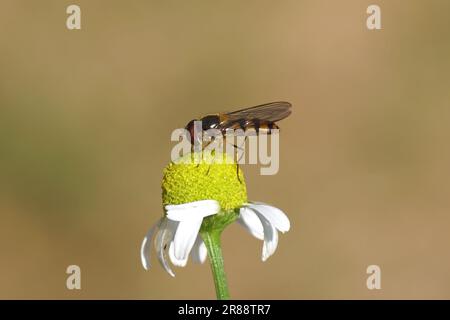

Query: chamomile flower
[140,152,290,299]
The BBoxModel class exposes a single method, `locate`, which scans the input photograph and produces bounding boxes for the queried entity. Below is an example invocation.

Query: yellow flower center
[162,152,247,211]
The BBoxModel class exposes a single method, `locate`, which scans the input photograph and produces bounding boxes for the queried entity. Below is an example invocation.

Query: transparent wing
[224,101,292,123]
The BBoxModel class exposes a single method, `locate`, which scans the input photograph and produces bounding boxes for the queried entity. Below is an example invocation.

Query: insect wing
[224,101,292,123]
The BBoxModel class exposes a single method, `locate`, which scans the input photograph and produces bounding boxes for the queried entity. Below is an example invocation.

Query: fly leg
[234,136,247,183]
[194,137,213,168]
[236,136,247,164]
[203,136,215,174]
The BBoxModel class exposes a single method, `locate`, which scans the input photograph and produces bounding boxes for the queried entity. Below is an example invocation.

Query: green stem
[201,230,230,300]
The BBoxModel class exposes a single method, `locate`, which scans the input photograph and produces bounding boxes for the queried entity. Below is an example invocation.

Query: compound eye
[185,119,195,131]
[184,120,197,145]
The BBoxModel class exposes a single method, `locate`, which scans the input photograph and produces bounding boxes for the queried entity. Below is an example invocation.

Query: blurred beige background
[1,0,449,299]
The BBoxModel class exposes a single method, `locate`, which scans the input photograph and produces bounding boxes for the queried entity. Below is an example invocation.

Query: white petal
[169,241,188,267]
[140,218,162,270]
[238,207,264,240]
[247,207,279,261]
[190,235,207,264]
[247,202,290,233]
[173,218,203,260]
[154,218,176,277]
[165,200,220,221]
